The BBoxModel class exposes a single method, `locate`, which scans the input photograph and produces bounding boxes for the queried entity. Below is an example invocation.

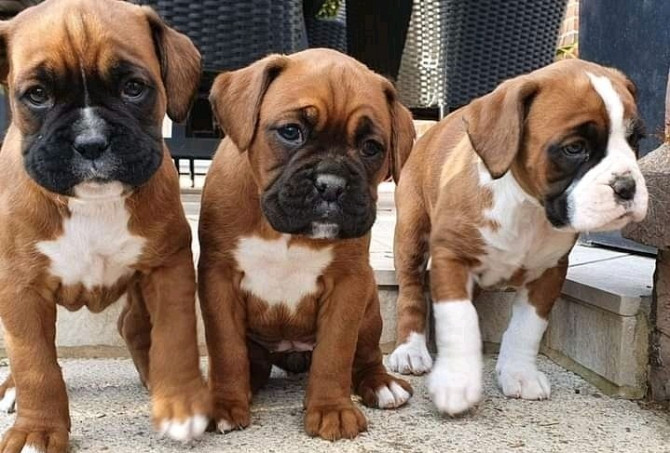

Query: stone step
[0,184,656,400]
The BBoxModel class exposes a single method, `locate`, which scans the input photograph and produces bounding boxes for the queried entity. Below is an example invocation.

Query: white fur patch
[36,183,145,290]
[20,445,44,453]
[428,300,482,415]
[234,235,333,309]
[0,387,16,413]
[310,222,340,239]
[477,168,575,288]
[496,289,551,400]
[387,332,433,375]
[566,73,648,232]
[375,381,411,409]
[159,414,208,442]
[217,419,234,433]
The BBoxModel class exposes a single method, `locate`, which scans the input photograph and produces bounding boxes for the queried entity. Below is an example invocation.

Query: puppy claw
[428,358,482,416]
[213,402,250,434]
[159,414,208,442]
[376,381,412,409]
[304,402,367,441]
[387,333,433,375]
[497,362,551,400]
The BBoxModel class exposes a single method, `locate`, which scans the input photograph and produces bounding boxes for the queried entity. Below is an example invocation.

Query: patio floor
[0,356,667,453]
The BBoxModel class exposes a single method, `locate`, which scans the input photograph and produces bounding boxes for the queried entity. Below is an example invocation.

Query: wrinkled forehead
[260,60,392,138]
[7,2,159,86]
[528,67,638,135]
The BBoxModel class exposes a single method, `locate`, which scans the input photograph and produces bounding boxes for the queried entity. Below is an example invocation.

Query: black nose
[314,174,346,202]
[612,176,636,201]
[73,134,109,160]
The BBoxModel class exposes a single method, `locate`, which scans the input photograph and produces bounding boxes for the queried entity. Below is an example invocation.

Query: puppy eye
[561,141,588,157]
[361,140,384,157]
[122,79,146,99]
[25,86,51,107]
[276,124,304,145]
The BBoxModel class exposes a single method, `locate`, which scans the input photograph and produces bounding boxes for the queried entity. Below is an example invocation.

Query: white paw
[159,414,208,442]
[387,333,433,375]
[20,446,44,453]
[375,381,411,409]
[497,362,551,400]
[428,357,482,416]
[216,419,234,433]
[0,387,16,413]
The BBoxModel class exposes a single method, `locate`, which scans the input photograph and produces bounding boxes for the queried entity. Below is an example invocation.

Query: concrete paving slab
[0,356,666,453]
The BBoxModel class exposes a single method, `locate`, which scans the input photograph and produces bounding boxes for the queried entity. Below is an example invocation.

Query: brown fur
[393,59,639,350]
[0,1,209,451]
[200,49,414,441]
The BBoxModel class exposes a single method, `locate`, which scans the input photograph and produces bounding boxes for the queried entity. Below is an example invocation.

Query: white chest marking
[477,168,574,287]
[234,235,333,309]
[37,186,145,290]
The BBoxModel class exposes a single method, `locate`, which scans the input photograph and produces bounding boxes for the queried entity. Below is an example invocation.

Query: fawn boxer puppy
[387,59,648,415]
[0,0,211,451]
[200,48,415,441]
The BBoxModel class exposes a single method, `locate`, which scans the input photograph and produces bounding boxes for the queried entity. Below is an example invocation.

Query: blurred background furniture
[305,0,347,53]
[396,0,568,119]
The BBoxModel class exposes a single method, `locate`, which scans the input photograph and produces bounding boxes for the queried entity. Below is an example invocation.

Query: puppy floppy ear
[382,81,415,183]
[464,77,539,179]
[209,55,289,151]
[142,7,201,123]
[209,54,288,152]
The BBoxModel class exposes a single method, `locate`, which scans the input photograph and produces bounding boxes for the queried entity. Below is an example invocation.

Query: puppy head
[0,0,201,198]
[210,48,414,239]
[465,59,648,233]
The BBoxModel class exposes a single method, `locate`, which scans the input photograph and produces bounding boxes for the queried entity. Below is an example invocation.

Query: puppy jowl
[388,59,648,417]
[0,1,208,452]
[199,48,415,441]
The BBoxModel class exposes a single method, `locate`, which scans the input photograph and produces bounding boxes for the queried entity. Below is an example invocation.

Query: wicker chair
[134,0,309,184]
[397,0,568,116]
[305,1,347,53]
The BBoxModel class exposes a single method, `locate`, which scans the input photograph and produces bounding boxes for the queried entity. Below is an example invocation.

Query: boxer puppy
[387,59,648,415]
[0,0,211,451]
[200,48,415,441]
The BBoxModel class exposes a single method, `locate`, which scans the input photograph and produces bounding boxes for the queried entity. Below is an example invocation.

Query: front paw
[152,383,211,442]
[356,373,413,409]
[496,360,551,400]
[387,333,433,376]
[0,425,68,453]
[304,401,367,441]
[428,357,482,416]
[212,399,250,433]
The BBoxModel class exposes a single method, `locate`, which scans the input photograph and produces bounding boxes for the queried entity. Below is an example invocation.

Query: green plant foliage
[556,43,578,60]
[317,0,342,18]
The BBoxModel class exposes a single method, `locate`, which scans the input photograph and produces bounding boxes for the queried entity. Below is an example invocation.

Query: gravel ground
[0,356,668,453]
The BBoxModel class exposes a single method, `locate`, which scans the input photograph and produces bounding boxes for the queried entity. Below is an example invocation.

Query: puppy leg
[198,264,251,433]
[0,374,16,413]
[388,183,432,375]
[496,259,568,400]
[353,289,413,410]
[304,273,371,441]
[427,253,482,416]
[117,284,152,388]
[0,290,69,453]
[141,247,211,442]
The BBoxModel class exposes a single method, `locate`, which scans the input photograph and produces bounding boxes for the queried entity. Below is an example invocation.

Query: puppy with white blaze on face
[387,59,648,416]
